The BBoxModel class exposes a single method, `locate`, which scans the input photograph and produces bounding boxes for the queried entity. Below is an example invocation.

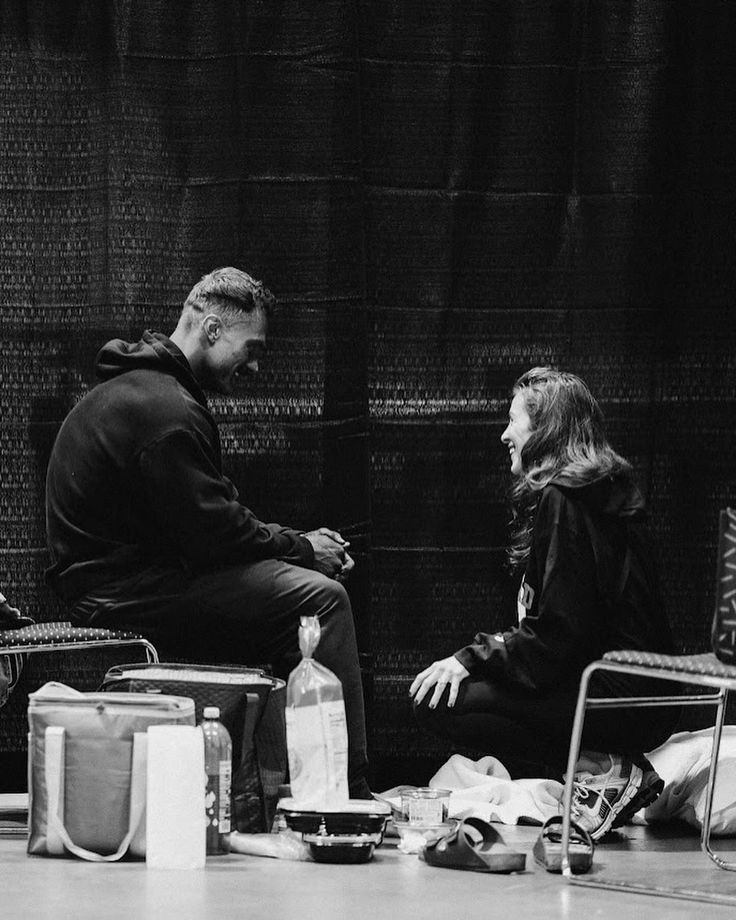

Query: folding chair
[559,508,736,905]
[0,621,159,668]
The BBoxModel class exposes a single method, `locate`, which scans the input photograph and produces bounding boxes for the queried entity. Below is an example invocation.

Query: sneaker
[610,767,664,829]
[570,755,643,840]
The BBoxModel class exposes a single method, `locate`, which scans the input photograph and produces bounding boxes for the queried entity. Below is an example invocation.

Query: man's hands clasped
[305,527,354,582]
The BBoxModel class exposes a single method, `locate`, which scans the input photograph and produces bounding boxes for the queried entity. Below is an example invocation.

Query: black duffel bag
[101,662,286,833]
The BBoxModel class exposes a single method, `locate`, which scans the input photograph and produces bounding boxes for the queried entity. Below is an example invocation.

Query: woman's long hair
[507,367,632,571]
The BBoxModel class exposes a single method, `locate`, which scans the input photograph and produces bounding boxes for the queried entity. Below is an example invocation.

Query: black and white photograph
[1,2,736,916]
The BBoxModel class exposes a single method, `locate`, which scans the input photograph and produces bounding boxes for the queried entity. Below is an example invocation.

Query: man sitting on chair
[44,267,370,799]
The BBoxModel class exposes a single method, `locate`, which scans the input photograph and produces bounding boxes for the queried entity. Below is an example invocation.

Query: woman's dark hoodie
[454,475,675,693]
[45,331,313,605]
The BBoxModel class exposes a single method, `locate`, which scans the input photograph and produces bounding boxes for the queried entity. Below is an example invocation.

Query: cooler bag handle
[45,727,147,862]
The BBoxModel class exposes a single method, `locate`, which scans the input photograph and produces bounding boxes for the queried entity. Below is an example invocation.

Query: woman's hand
[409,655,469,709]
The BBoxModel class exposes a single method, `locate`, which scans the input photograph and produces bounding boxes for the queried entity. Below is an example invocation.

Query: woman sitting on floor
[410,366,680,840]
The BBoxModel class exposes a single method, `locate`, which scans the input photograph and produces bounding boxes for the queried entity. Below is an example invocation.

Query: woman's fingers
[446,674,462,708]
[410,657,469,708]
[408,664,435,699]
[428,676,449,709]
[410,661,450,706]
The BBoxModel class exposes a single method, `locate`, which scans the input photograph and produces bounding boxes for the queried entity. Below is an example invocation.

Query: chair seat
[0,621,151,649]
[603,650,736,680]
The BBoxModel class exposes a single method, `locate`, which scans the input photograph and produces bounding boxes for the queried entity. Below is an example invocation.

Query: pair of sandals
[423,815,593,875]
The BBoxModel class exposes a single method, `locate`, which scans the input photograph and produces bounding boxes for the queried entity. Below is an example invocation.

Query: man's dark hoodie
[45,332,313,605]
[454,476,675,693]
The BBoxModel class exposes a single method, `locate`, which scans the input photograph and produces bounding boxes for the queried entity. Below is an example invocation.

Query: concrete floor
[1,820,735,920]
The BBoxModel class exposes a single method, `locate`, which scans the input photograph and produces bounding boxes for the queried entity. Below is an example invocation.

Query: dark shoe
[611,768,664,829]
[533,816,594,874]
[423,817,526,873]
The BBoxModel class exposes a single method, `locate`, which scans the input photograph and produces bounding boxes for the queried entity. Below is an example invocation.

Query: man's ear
[202,313,222,344]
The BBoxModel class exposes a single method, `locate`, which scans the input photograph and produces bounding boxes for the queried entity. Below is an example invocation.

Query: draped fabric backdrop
[1,1,735,789]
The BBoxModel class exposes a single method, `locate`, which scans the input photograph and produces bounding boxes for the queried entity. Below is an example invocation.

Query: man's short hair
[184,266,275,321]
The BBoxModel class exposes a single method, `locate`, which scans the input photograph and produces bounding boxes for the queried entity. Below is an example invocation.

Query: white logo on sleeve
[517,579,535,623]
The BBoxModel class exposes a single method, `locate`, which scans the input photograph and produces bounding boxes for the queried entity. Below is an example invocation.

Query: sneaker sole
[589,763,644,841]
[610,771,664,830]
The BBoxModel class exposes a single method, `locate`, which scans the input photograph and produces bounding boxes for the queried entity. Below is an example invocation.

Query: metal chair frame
[560,652,736,906]
[0,623,159,666]
[0,622,159,825]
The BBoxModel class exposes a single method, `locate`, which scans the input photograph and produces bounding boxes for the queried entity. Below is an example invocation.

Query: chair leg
[141,640,159,664]
[561,661,596,876]
[701,688,736,870]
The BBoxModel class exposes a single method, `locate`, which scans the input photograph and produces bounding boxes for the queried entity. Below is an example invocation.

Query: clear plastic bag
[229,829,312,861]
[285,616,349,808]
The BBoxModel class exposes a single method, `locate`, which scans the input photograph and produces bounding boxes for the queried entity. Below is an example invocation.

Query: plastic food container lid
[279,798,390,816]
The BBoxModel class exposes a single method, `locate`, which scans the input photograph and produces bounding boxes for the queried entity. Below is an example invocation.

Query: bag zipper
[29,693,193,713]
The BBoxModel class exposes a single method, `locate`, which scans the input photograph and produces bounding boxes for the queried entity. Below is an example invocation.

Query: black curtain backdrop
[1,1,735,788]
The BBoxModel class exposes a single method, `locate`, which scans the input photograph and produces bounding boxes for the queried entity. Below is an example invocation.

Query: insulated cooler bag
[101,662,287,833]
[28,682,195,859]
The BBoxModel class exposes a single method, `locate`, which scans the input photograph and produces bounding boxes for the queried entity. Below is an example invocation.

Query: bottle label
[206,759,232,835]
[218,758,232,834]
[285,699,348,807]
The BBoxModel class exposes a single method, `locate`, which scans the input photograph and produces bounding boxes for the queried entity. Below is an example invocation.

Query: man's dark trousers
[75,558,370,797]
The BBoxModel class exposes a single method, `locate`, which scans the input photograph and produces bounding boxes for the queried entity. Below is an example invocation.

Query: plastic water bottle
[200,706,232,855]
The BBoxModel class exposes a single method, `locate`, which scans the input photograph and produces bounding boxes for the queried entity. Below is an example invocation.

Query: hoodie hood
[553,472,646,520]
[95,330,208,408]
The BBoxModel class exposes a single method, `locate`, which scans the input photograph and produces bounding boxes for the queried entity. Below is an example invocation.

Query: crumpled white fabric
[641,727,736,836]
[421,727,736,835]
[428,754,563,826]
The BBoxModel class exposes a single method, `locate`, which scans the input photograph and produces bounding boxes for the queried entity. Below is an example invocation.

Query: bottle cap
[203,706,220,719]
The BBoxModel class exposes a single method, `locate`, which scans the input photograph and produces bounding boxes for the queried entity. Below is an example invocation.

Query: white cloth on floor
[641,726,736,836]
[428,754,563,826]
[420,727,736,834]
